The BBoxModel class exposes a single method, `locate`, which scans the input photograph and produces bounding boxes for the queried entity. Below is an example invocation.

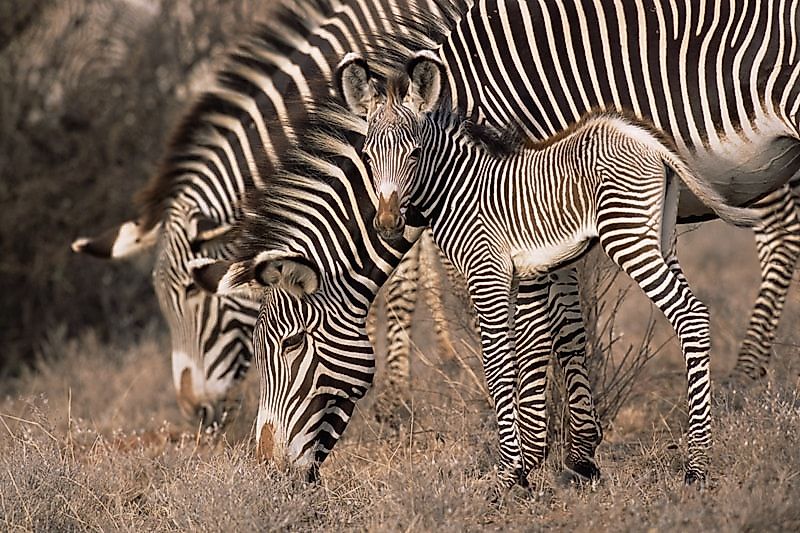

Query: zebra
[337,51,764,485]
[192,0,800,488]
[70,0,468,428]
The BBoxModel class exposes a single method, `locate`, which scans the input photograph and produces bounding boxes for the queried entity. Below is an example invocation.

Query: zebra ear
[189,258,263,300]
[404,50,446,114]
[188,215,233,252]
[71,219,161,259]
[335,52,379,117]
[251,251,320,298]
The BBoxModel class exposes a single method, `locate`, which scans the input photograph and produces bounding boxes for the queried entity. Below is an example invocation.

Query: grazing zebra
[192,0,800,488]
[70,0,469,427]
[337,52,762,485]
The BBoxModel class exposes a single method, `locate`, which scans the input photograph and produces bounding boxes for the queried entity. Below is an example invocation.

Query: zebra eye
[361,151,371,165]
[282,331,305,353]
[409,147,421,161]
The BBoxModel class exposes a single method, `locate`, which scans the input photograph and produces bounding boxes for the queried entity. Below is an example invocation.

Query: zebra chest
[510,228,598,277]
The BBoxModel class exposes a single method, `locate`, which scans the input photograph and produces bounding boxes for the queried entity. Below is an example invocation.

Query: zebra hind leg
[732,186,800,382]
[600,223,712,485]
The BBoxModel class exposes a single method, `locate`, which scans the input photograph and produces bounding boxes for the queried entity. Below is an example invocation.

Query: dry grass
[2,221,800,531]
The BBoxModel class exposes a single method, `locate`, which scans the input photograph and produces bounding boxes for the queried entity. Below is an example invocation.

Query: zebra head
[72,205,256,430]
[192,250,372,475]
[335,51,446,243]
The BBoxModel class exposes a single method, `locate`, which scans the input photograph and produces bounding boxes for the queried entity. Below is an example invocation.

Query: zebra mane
[134,0,341,231]
[234,96,365,258]
[461,120,530,157]
[381,73,526,158]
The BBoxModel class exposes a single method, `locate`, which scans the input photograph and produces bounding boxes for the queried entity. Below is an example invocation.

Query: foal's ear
[404,50,446,114]
[335,52,380,118]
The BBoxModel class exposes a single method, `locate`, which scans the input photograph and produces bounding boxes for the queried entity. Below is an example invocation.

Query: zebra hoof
[305,464,321,484]
[485,467,528,505]
[726,365,767,386]
[563,457,601,485]
[684,470,707,490]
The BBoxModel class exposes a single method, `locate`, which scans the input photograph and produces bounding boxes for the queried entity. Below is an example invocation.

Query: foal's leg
[546,268,603,479]
[598,190,712,485]
[464,256,525,488]
[512,276,553,476]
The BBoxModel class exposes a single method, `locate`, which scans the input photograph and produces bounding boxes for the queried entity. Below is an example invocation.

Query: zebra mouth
[373,214,406,242]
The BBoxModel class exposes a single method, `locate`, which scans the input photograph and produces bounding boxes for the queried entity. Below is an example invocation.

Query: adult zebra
[194,0,800,488]
[70,0,467,427]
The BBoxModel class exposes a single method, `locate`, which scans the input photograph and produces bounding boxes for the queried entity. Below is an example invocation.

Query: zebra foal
[336,52,758,486]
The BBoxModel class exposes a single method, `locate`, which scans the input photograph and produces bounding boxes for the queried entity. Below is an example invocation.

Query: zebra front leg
[418,230,459,361]
[600,229,712,485]
[546,268,602,481]
[513,276,554,478]
[466,263,526,489]
[732,185,800,381]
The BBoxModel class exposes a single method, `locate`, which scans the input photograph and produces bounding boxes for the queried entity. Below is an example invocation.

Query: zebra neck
[413,121,511,221]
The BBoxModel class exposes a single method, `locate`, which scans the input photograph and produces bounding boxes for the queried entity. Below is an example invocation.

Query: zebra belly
[677,136,800,222]
[511,230,598,277]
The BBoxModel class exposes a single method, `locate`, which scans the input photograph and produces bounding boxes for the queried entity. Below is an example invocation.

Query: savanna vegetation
[2,1,799,531]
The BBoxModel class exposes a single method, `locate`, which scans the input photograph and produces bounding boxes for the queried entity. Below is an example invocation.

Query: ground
[2,220,800,531]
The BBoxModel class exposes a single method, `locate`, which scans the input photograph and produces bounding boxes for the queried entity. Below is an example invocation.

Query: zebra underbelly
[511,229,598,277]
[677,135,800,222]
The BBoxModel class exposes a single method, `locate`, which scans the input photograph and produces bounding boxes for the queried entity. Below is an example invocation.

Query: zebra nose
[197,403,216,427]
[374,191,406,240]
[373,213,406,241]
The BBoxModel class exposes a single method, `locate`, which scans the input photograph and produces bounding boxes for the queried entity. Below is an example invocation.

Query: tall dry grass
[2,220,800,531]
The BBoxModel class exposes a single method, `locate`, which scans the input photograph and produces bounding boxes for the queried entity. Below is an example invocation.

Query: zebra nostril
[197,403,216,427]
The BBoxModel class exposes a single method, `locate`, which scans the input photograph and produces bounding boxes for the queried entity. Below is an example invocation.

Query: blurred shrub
[0,0,267,374]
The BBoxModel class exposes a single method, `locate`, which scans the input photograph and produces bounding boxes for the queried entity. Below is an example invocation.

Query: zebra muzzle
[374,191,406,240]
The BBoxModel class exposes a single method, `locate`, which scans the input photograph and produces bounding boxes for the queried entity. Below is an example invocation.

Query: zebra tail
[662,153,760,228]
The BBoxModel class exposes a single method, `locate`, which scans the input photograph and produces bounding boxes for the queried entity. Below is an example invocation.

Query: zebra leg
[512,276,553,476]
[418,230,458,361]
[732,185,800,380]
[465,262,525,489]
[546,268,603,481]
[600,228,712,485]
[373,242,419,422]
